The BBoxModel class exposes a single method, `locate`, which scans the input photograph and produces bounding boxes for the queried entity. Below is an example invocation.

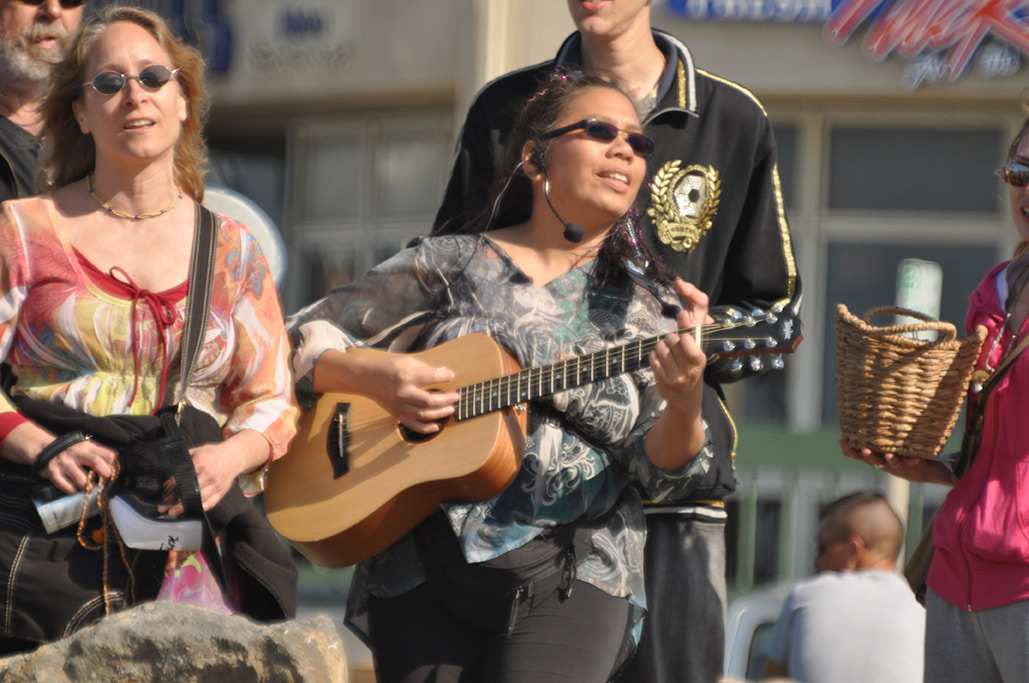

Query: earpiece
[524,139,548,174]
[530,147,546,171]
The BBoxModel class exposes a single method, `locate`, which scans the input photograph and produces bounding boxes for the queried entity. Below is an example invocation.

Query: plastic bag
[156,550,234,614]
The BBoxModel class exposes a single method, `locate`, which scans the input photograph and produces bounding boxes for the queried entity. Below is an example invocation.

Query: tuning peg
[765,314,778,324]
[743,339,756,350]
[750,307,764,317]
[726,308,743,321]
[722,340,736,352]
[764,337,777,347]
[771,355,785,370]
[728,359,744,374]
[749,357,764,372]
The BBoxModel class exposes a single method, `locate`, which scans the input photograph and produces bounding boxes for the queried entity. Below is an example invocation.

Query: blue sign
[666,0,832,21]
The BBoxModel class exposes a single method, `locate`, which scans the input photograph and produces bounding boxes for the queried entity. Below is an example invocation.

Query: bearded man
[0,0,84,201]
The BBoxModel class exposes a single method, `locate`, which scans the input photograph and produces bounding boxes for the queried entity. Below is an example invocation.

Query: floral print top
[289,234,724,633]
[0,197,298,458]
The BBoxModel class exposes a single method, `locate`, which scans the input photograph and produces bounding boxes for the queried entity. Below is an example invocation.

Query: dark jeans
[0,635,35,656]
[366,513,633,682]
[619,515,727,683]
[368,579,632,683]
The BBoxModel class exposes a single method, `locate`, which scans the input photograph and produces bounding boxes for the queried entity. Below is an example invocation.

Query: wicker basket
[835,304,987,459]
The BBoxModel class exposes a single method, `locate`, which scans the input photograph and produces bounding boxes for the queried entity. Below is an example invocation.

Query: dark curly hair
[436,69,673,287]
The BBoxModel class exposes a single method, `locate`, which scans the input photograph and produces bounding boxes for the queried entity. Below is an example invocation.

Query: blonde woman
[0,6,297,652]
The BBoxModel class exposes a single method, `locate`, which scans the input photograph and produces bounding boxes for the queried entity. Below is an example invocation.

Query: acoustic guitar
[265,310,800,567]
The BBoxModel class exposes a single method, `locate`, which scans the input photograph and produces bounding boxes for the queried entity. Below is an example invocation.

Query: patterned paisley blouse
[289,234,724,634]
[0,198,298,460]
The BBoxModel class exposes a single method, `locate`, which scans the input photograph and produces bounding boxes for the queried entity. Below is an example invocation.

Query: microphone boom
[543,177,584,243]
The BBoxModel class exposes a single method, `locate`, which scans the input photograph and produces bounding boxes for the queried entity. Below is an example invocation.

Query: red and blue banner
[667,0,1028,86]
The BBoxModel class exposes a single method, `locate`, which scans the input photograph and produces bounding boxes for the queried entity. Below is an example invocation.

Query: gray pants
[926,589,1029,683]
[618,516,727,683]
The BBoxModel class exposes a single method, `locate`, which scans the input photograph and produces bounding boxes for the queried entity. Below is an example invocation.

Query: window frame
[284,109,453,311]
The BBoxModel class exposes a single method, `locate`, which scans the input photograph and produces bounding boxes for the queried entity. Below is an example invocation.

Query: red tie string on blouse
[106,267,183,410]
[73,248,188,411]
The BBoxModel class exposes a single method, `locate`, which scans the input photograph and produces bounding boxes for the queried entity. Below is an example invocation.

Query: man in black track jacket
[433,2,802,681]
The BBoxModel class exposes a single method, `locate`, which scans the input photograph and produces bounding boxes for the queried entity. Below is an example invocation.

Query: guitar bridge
[327,403,351,479]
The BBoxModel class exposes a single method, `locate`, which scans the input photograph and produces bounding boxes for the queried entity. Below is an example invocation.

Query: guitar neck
[455,316,784,421]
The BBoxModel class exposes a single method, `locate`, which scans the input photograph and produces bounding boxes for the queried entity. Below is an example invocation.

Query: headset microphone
[542,176,584,243]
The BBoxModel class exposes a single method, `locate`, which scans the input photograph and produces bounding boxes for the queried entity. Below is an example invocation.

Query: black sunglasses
[542,118,655,158]
[84,64,180,96]
[18,0,85,7]
[1002,160,1029,188]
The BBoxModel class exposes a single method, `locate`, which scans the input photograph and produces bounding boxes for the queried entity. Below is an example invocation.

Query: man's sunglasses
[83,65,180,96]
[542,119,655,158]
[1002,160,1029,188]
[18,0,85,7]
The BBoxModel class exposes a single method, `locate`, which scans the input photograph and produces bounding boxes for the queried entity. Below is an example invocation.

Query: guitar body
[265,334,527,567]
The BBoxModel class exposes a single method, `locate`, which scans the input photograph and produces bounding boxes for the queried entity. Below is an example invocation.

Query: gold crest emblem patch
[646,161,721,252]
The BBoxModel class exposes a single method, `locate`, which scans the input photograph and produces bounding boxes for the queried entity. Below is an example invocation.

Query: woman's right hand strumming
[314,349,461,435]
[840,440,956,486]
[2,422,118,494]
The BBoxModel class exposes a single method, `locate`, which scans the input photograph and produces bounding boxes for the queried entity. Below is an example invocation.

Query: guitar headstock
[701,307,803,373]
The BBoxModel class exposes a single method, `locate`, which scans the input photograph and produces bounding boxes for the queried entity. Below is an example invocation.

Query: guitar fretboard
[454,310,787,420]
[456,318,753,420]
[456,337,659,420]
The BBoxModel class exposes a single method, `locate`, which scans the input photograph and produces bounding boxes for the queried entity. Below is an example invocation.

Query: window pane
[772,123,798,210]
[820,241,998,425]
[743,371,787,425]
[301,241,363,306]
[829,127,1003,212]
[374,136,448,217]
[299,140,362,223]
[208,136,286,227]
[754,499,782,585]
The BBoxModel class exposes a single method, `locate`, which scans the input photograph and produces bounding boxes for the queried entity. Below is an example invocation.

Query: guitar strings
[450,315,782,418]
[338,317,782,428]
[460,316,775,397]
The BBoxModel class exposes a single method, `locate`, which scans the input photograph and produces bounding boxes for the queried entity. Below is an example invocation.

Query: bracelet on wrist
[31,431,92,477]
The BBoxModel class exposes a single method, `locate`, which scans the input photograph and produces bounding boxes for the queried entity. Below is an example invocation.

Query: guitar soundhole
[398,423,445,444]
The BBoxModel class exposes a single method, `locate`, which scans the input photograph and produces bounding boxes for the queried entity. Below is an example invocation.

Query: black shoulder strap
[176,204,218,402]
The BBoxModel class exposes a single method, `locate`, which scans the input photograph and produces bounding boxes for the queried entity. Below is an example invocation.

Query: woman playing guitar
[287,71,734,683]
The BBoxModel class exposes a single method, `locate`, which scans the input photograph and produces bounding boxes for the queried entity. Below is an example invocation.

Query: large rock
[0,602,348,682]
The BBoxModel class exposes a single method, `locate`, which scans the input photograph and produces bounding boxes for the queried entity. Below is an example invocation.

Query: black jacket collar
[552,28,698,117]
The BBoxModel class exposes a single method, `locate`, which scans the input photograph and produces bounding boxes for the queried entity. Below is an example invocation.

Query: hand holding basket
[835,304,986,459]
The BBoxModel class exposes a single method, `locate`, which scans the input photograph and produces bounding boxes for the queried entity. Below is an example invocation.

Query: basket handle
[861,306,957,342]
